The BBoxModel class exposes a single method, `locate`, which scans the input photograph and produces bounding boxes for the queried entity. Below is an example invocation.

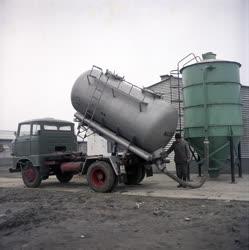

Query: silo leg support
[203,139,209,172]
[230,137,235,183]
[238,142,242,178]
[197,155,202,177]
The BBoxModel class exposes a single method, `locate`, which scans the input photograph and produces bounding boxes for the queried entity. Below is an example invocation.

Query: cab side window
[32,124,41,135]
[19,124,31,136]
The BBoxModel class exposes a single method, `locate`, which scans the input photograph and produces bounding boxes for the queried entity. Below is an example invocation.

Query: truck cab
[11,118,83,187]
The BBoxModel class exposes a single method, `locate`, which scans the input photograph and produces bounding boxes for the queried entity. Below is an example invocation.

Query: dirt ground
[0,183,248,250]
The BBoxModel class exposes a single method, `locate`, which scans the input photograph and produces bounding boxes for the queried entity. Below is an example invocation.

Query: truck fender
[17,157,33,169]
[81,155,120,176]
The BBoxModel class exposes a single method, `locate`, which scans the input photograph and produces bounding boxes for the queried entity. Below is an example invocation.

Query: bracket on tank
[105,69,124,81]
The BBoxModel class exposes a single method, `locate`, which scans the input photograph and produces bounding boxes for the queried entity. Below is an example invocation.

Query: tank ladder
[170,53,201,135]
[169,71,183,134]
[77,65,109,140]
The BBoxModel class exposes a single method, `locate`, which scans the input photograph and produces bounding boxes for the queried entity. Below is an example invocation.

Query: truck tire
[124,165,145,185]
[87,161,116,193]
[21,162,42,188]
[56,172,74,183]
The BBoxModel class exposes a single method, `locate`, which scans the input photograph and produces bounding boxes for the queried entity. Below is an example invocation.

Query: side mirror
[14,131,17,137]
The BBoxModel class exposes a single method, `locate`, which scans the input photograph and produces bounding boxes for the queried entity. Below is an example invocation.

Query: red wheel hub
[91,168,106,187]
[23,167,37,183]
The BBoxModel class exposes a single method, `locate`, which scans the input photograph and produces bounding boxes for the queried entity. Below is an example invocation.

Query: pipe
[202,66,214,174]
[155,160,206,188]
[74,112,153,161]
[156,136,228,189]
[203,66,210,140]
[60,162,82,173]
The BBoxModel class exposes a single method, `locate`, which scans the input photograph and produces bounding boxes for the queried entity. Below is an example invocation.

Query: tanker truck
[10,65,205,191]
[11,53,240,191]
[71,66,206,192]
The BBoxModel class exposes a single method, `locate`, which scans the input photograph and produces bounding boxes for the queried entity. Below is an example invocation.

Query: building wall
[148,76,184,170]
[148,76,183,132]
[0,139,13,167]
[0,131,15,166]
[241,86,249,160]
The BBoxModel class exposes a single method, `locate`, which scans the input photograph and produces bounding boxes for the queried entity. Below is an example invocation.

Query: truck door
[15,123,31,156]
[30,123,41,155]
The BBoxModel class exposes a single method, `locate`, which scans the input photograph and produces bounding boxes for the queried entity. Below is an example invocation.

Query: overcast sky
[0,0,248,131]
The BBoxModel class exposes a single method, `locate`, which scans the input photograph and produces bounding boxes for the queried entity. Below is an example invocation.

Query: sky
[0,0,248,131]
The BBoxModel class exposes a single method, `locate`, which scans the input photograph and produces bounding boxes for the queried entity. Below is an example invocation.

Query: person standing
[163,133,190,188]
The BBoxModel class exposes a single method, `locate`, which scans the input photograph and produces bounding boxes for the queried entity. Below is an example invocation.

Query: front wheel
[87,161,117,193]
[21,162,42,188]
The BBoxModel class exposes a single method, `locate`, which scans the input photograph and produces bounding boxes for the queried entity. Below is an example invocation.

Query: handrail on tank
[89,65,148,103]
[90,65,103,75]
[182,57,201,67]
[177,53,201,72]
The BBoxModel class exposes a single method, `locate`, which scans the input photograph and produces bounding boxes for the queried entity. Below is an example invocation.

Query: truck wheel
[21,162,41,188]
[125,165,145,185]
[56,172,74,183]
[87,161,116,192]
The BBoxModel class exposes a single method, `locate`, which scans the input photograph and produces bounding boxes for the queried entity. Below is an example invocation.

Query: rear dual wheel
[124,165,145,185]
[56,172,74,183]
[87,161,117,193]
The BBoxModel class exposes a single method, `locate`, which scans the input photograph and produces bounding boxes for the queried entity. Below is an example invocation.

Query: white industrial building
[0,130,15,166]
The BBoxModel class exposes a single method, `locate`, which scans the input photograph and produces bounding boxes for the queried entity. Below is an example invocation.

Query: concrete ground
[0,166,248,201]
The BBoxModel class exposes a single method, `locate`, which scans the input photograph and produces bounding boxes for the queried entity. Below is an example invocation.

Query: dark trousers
[176,162,187,181]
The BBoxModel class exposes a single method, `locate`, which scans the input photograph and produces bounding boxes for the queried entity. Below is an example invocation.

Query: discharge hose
[155,159,207,188]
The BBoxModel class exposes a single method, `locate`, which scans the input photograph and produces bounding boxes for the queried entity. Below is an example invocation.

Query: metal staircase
[169,53,201,135]
[169,70,183,134]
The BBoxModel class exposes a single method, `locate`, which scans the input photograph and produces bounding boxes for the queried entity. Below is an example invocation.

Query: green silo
[180,52,243,177]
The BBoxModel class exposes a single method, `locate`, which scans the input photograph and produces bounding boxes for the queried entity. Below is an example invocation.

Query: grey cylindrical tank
[71,69,178,153]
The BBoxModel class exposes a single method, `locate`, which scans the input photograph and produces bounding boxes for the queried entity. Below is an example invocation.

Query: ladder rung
[89,75,97,79]
[171,100,183,103]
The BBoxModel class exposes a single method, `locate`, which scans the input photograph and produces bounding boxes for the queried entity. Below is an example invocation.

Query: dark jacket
[166,139,190,164]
